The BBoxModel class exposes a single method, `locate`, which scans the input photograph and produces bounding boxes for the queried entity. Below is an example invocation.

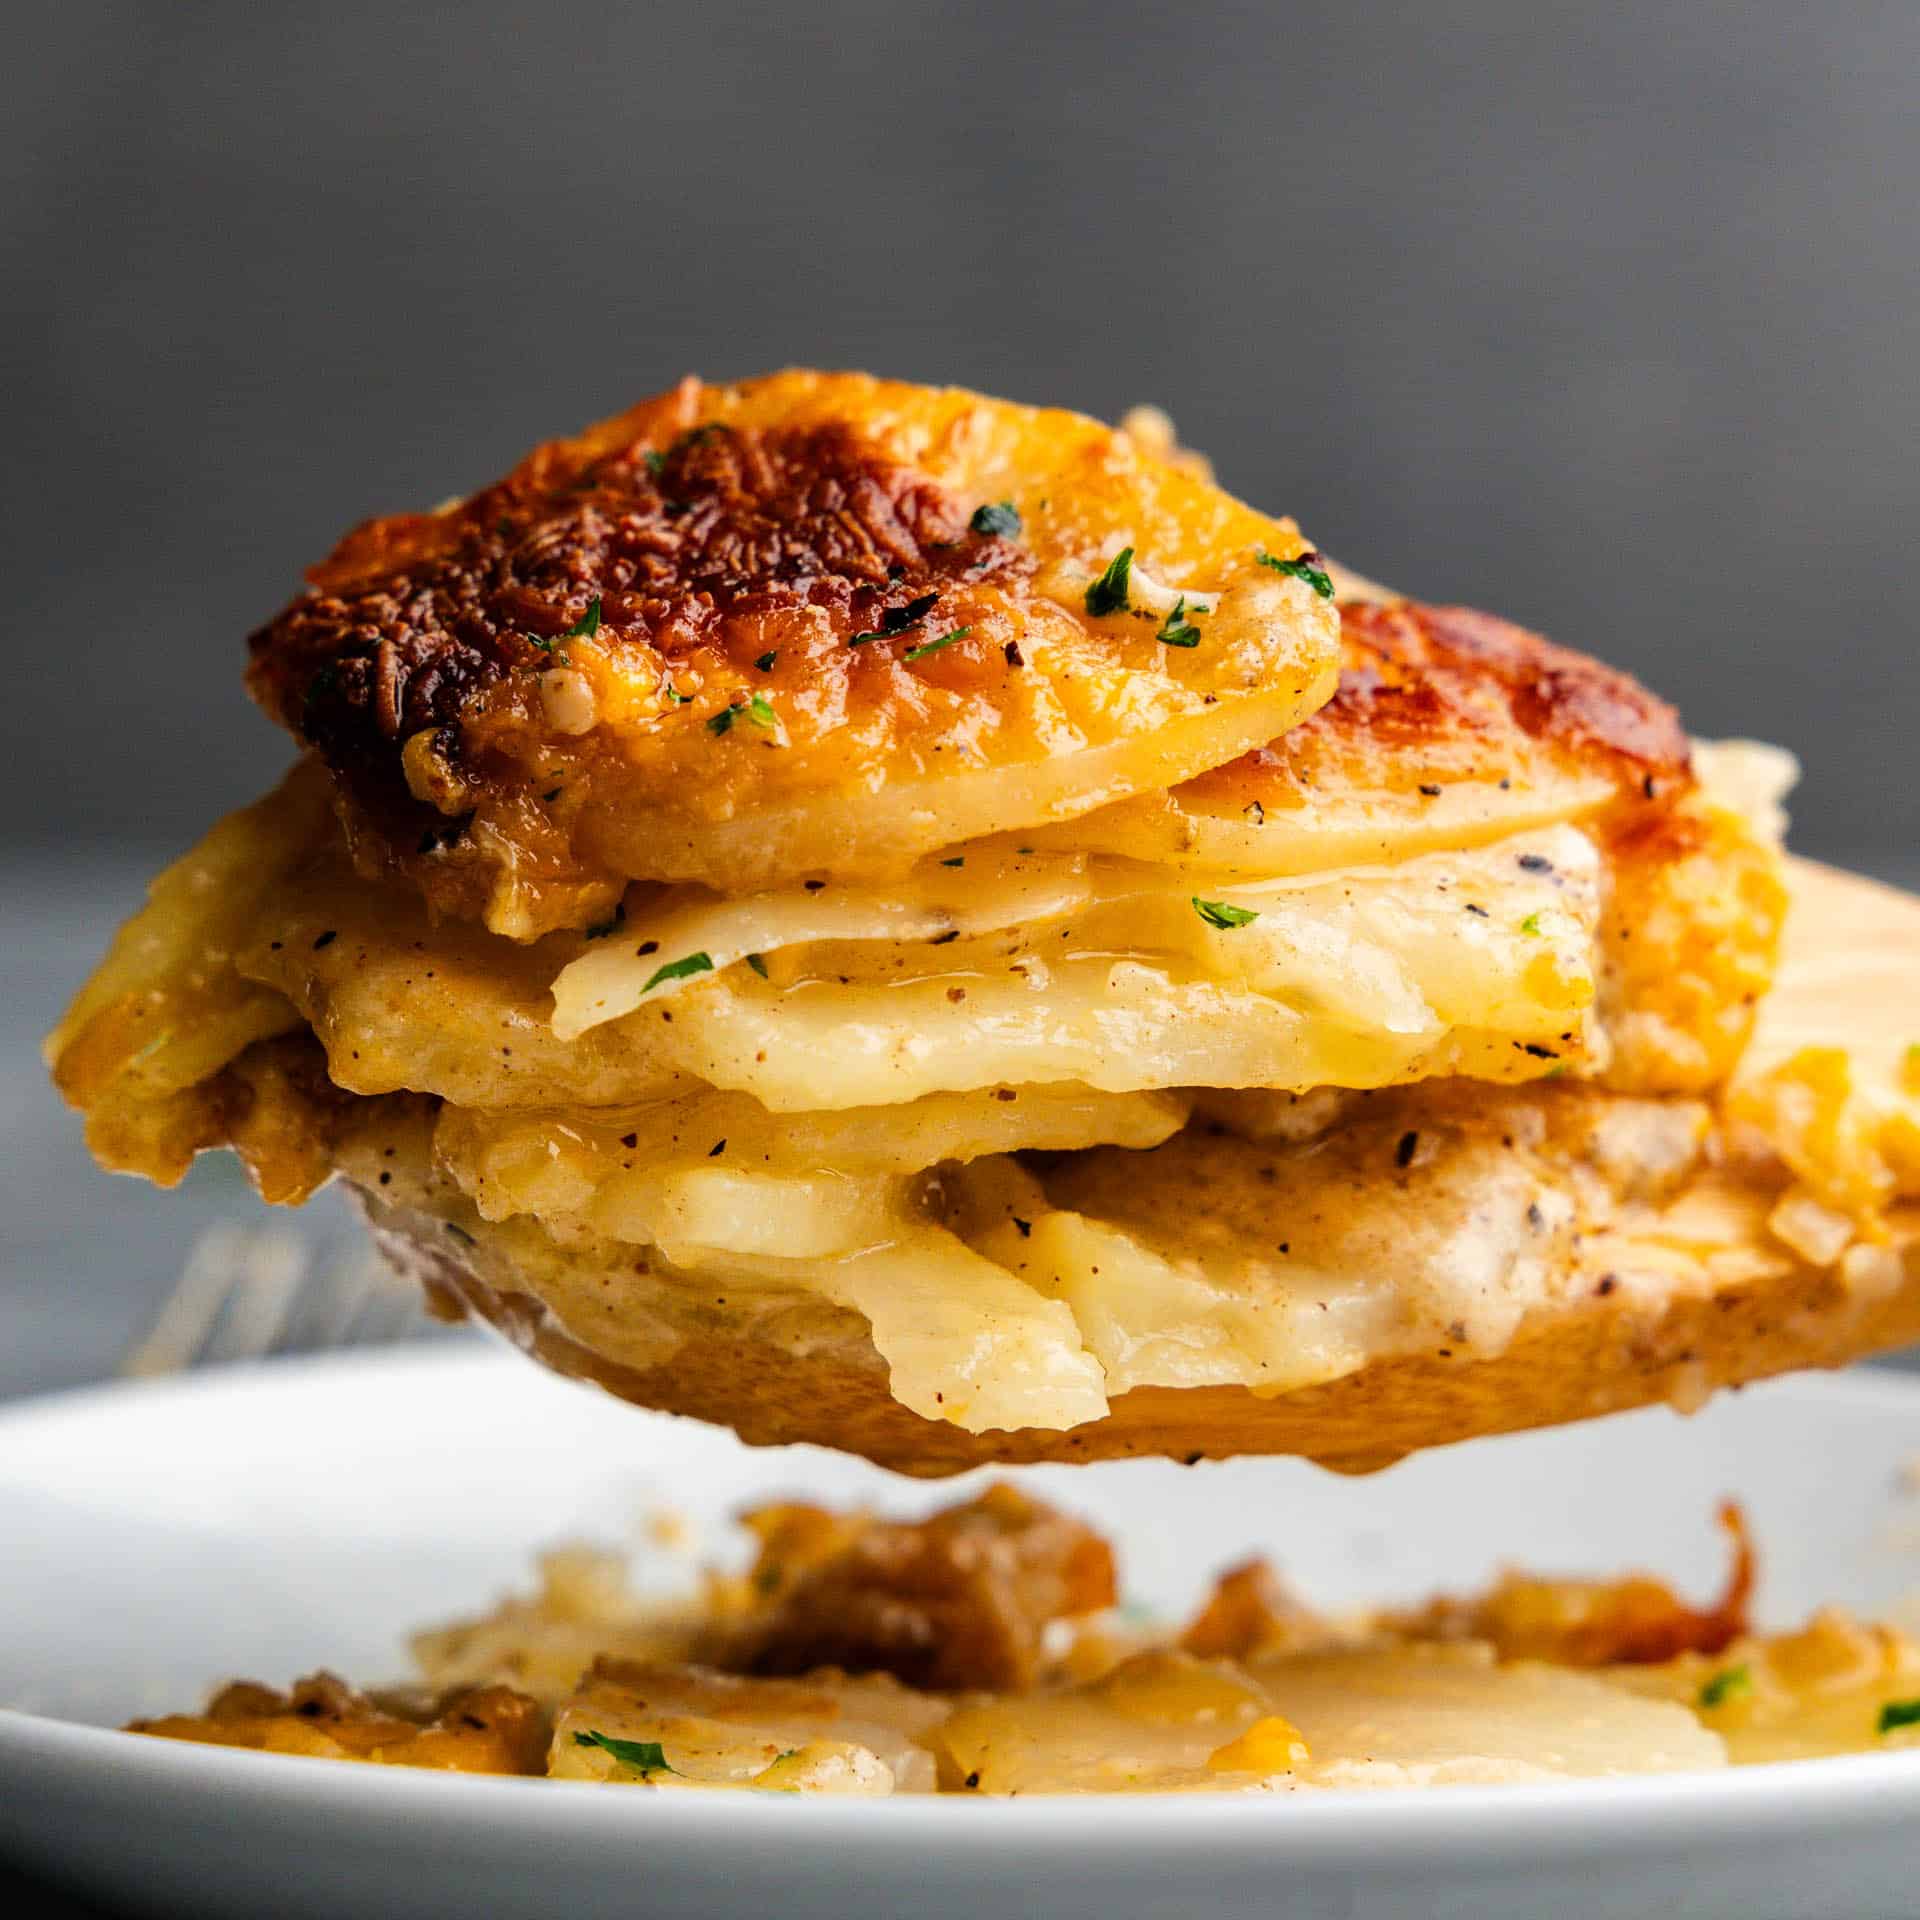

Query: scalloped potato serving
[128,1488,1920,1792]
[48,370,1920,1472]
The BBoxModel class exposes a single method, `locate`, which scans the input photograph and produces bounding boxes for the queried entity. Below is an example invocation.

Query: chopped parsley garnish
[1192,896,1261,930]
[754,650,778,672]
[642,951,715,994]
[528,595,603,663]
[941,857,966,868]
[1012,1217,1033,1238]
[572,1731,678,1774]
[1257,548,1335,599]
[669,423,726,457]
[130,1028,175,1068]
[1156,595,1206,648]
[970,500,1022,538]
[709,695,776,736]
[746,952,769,978]
[660,680,688,705]
[643,449,666,475]
[584,901,627,940]
[1879,1698,1920,1735]
[850,592,941,645]
[1698,1664,1751,1710]
[1520,912,1544,936]
[904,625,972,662]
[1084,547,1135,617]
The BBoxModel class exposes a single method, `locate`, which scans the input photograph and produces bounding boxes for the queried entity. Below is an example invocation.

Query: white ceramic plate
[5,1344,1920,1920]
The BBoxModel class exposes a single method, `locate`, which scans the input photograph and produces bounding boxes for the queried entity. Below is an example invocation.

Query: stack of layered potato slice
[50,370,1920,1473]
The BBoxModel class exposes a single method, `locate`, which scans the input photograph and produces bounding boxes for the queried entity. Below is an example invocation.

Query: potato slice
[550,1659,943,1794]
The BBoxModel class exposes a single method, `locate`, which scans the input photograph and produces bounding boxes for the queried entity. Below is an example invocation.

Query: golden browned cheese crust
[1213,597,1694,808]
[246,370,1342,932]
